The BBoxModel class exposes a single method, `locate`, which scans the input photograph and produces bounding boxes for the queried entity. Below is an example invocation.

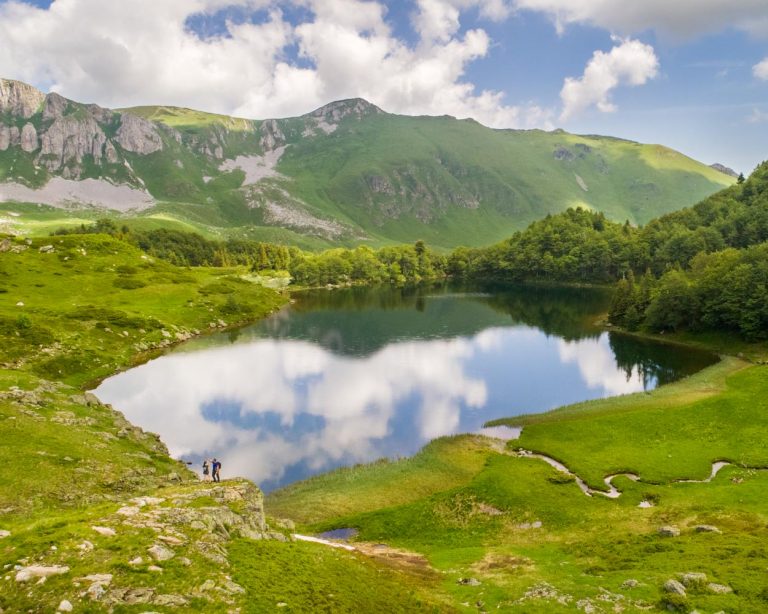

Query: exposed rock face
[0,78,45,118]
[39,115,108,176]
[0,124,10,151]
[0,124,21,151]
[710,162,738,178]
[116,113,163,154]
[310,98,383,122]
[20,122,38,152]
[42,92,69,120]
[259,118,285,151]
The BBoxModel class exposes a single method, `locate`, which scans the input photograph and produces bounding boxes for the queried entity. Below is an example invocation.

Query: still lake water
[95,284,716,492]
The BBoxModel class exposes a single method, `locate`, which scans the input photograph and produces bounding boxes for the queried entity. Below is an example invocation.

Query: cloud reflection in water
[95,329,648,490]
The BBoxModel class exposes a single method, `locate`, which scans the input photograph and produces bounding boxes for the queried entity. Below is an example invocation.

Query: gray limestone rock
[38,115,107,173]
[42,92,68,120]
[147,543,175,561]
[707,583,732,594]
[694,524,721,534]
[0,79,45,118]
[259,119,285,151]
[0,124,10,151]
[680,572,707,587]
[663,579,686,595]
[116,113,163,154]
[658,525,680,537]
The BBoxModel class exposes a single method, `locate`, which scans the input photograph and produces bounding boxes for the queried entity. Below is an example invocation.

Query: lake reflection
[94,285,715,491]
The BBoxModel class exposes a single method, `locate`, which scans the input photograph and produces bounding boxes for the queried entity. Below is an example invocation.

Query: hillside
[1,78,734,249]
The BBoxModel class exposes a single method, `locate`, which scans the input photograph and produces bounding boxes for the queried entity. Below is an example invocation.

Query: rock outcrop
[0,78,45,118]
[710,162,738,178]
[39,115,108,176]
[259,118,285,151]
[20,122,38,152]
[116,113,163,154]
[310,98,383,122]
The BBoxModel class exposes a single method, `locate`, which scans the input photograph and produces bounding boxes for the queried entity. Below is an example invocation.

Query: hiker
[212,458,222,483]
[202,458,211,482]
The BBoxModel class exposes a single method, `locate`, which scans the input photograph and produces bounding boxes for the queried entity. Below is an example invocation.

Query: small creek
[512,447,736,505]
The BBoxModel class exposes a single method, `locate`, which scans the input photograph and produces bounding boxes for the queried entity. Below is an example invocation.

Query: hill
[1,78,734,248]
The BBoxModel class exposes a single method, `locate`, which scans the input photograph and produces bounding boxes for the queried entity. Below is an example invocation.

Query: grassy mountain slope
[1,78,734,249]
[274,114,733,246]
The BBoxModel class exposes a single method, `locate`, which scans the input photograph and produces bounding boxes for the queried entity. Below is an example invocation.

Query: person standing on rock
[212,458,222,483]
[202,458,211,482]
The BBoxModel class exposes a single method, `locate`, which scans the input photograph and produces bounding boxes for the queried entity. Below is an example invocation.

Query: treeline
[290,241,446,285]
[54,223,302,270]
[454,161,768,283]
[54,160,768,339]
[609,244,768,340]
[53,224,446,285]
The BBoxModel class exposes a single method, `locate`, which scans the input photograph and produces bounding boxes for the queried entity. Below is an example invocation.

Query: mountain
[709,162,738,178]
[0,78,735,248]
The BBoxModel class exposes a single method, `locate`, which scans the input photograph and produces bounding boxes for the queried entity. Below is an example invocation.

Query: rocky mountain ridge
[0,78,736,247]
[709,162,738,178]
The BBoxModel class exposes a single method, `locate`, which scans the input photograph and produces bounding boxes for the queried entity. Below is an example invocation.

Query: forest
[55,161,768,339]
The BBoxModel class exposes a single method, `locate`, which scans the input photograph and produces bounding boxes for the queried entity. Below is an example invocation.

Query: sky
[0,0,766,172]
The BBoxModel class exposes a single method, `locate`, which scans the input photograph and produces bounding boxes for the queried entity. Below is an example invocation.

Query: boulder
[658,525,680,537]
[663,579,686,596]
[457,577,481,586]
[92,526,116,537]
[707,583,732,594]
[15,565,69,582]
[57,600,73,612]
[694,524,721,534]
[0,529,10,539]
[154,594,188,606]
[147,543,175,561]
[680,572,707,587]
[621,579,639,589]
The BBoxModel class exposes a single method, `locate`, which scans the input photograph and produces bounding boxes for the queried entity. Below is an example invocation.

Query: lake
[94,284,716,492]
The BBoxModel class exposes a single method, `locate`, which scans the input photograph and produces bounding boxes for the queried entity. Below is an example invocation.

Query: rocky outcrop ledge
[6,480,289,610]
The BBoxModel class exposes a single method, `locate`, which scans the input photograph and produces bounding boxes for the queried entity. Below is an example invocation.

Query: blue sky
[1,0,766,172]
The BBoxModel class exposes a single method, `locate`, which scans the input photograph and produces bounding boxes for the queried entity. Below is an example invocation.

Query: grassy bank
[0,233,453,612]
[267,344,768,611]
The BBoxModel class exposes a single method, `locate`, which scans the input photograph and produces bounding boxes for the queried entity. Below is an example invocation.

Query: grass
[2,105,734,250]
[267,435,494,526]
[229,539,447,612]
[2,226,767,612]
[268,350,768,612]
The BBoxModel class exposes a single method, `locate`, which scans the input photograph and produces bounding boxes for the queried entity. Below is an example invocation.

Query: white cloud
[557,335,647,397]
[0,0,551,129]
[513,0,768,39]
[747,107,768,124]
[559,38,658,121]
[95,335,489,486]
[754,57,768,80]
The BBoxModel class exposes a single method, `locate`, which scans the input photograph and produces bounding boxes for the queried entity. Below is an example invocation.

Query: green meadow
[268,356,768,612]
[2,228,768,612]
